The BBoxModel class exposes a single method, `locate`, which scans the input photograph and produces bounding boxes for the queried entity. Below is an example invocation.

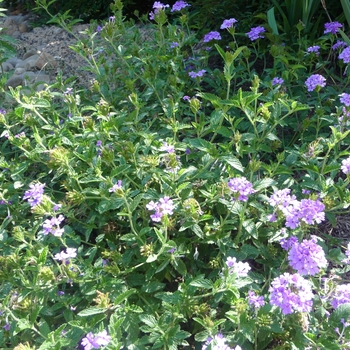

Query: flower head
[81,330,111,350]
[341,156,350,174]
[332,40,347,51]
[246,26,265,41]
[43,215,65,237]
[307,45,320,54]
[324,21,343,34]
[203,31,221,43]
[109,180,122,192]
[331,284,350,309]
[146,196,175,222]
[339,47,350,63]
[23,183,45,207]
[220,18,238,30]
[280,236,298,250]
[188,69,206,78]
[54,248,77,263]
[202,333,235,350]
[171,0,190,12]
[272,77,284,86]
[149,1,169,20]
[170,41,179,48]
[227,177,255,202]
[225,257,251,277]
[269,273,314,314]
[287,236,327,275]
[248,290,265,309]
[340,93,350,106]
[305,74,326,92]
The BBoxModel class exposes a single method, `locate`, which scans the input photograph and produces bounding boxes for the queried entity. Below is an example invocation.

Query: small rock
[15,54,39,70]
[35,52,57,70]
[5,74,23,89]
[1,62,14,72]
[14,67,25,75]
[23,48,38,60]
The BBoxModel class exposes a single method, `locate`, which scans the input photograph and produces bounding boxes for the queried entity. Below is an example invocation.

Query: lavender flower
[268,189,296,207]
[280,236,298,250]
[269,273,314,314]
[81,330,111,350]
[227,177,255,202]
[202,333,237,350]
[340,93,350,106]
[339,47,350,63]
[146,196,175,222]
[225,257,251,277]
[3,323,10,331]
[287,236,327,275]
[23,183,45,207]
[272,77,284,86]
[109,180,122,192]
[171,0,190,12]
[183,95,190,101]
[248,290,265,309]
[331,284,350,309]
[307,45,320,54]
[324,21,343,34]
[160,141,175,153]
[188,69,206,78]
[42,215,65,237]
[305,74,326,92]
[332,40,347,51]
[220,18,238,30]
[64,87,73,95]
[149,1,169,20]
[54,248,77,262]
[341,156,350,174]
[170,41,179,48]
[203,31,221,43]
[246,26,265,41]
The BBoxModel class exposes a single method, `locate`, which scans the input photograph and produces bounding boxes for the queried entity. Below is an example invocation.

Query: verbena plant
[0,0,350,349]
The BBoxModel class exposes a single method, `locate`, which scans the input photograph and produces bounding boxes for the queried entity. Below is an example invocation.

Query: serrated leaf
[77,307,107,317]
[139,314,157,328]
[220,155,244,172]
[189,276,213,289]
[253,178,276,191]
[114,289,136,305]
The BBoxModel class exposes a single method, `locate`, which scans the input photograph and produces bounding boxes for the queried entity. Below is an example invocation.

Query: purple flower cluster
[170,41,179,48]
[268,189,325,229]
[171,0,190,12]
[188,69,206,78]
[340,93,350,106]
[269,273,314,314]
[43,215,65,237]
[220,18,238,30]
[81,330,111,350]
[246,26,265,41]
[272,77,284,86]
[23,183,45,207]
[331,284,350,309]
[341,156,350,174]
[324,21,343,34]
[305,74,326,92]
[202,333,241,350]
[287,236,327,275]
[54,248,77,263]
[149,1,169,20]
[332,40,347,51]
[307,45,320,54]
[227,177,255,202]
[339,47,350,63]
[225,257,251,277]
[203,31,221,43]
[280,235,298,250]
[160,141,175,153]
[109,180,122,192]
[248,290,265,309]
[146,196,174,222]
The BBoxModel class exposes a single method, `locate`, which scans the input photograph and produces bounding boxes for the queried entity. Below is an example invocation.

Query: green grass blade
[341,0,350,29]
[267,7,279,35]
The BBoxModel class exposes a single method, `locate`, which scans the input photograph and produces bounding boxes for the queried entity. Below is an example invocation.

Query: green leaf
[189,276,213,289]
[38,246,49,264]
[253,178,276,191]
[98,198,124,214]
[77,307,108,317]
[267,7,279,35]
[220,155,244,172]
[340,0,350,32]
[114,289,136,305]
[139,314,157,328]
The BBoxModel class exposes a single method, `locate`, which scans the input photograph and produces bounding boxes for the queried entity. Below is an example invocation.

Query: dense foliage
[1,0,350,349]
